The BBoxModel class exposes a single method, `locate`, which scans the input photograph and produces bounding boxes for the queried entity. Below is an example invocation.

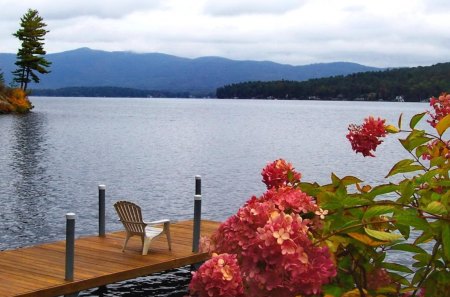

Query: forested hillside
[216,62,450,101]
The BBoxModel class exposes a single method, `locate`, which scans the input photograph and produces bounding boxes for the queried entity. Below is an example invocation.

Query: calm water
[0,97,427,295]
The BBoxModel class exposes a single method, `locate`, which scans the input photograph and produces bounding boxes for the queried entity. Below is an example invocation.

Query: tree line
[216,63,450,102]
[31,86,190,98]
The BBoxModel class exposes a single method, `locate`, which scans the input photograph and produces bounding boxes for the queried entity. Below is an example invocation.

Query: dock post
[98,185,106,237]
[192,175,202,252]
[65,213,76,281]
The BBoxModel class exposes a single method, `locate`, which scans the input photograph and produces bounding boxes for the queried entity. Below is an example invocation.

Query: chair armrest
[145,219,170,225]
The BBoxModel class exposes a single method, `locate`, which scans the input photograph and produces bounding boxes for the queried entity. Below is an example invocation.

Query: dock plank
[0,220,219,297]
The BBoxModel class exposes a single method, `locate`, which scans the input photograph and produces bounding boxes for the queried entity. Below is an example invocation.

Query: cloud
[203,0,305,16]
[0,0,164,21]
[1,0,450,67]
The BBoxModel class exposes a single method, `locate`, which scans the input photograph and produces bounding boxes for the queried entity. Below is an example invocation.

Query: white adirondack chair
[114,201,172,255]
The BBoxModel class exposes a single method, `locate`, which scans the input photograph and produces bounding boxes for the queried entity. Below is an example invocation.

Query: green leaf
[389,272,410,286]
[409,112,427,129]
[398,180,415,204]
[386,159,423,178]
[321,199,342,210]
[348,232,389,246]
[331,172,340,187]
[413,253,431,264]
[442,193,450,212]
[381,262,414,273]
[385,124,400,133]
[342,196,371,207]
[317,191,342,210]
[298,182,320,196]
[442,223,450,261]
[415,144,428,159]
[425,201,447,215]
[368,183,398,199]
[341,175,363,186]
[396,210,430,231]
[423,270,450,297]
[340,219,362,230]
[390,243,427,254]
[430,156,446,167]
[399,130,431,152]
[364,228,403,241]
[417,168,443,183]
[322,284,344,297]
[397,223,411,240]
[436,113,450,136]
[414,231,433,244]
[412,267,426,285]
[437,179,450,187]
[363,205,396,220]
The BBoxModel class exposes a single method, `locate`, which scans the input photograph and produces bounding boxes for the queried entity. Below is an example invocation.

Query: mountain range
[0,48,381,96]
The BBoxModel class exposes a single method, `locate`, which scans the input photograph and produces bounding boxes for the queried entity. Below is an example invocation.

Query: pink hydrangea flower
[261,186,319,214]
[189,253,244,297]
[421,139,450,160]
[428,93,450,127]
[261,159,301,189]
[191,160,335,297]
[209,188,335,296]
[347,116,387,157]
[366,268,392,290]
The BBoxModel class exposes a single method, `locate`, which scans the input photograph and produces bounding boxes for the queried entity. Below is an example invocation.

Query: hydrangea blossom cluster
[189,253,244,297]
[428,92,450,127]
[346,116,387,157]
[261,159,301,189]
[190,160,336,297]
[366,268,392,290]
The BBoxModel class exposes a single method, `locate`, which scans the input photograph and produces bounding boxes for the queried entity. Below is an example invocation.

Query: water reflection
[8,112,51,247]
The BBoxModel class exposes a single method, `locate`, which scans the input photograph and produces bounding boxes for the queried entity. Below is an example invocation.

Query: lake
[0,97,428,296]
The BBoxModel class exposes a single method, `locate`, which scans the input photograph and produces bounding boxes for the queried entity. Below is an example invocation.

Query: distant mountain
[0,48,381,96]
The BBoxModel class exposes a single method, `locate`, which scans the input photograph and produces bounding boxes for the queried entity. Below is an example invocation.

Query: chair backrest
[114,201,146,235]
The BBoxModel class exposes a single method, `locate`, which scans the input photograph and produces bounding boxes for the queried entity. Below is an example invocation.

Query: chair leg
[123,233,131,252]
[142,237,151,255]
[164,222,172,250]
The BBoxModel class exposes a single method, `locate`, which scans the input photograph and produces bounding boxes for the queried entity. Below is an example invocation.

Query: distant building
[395,95,405,102]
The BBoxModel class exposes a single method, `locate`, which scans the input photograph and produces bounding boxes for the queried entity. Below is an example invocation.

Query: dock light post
[65,213,76,282]
[98,185,106,237]
[192,175,202,252]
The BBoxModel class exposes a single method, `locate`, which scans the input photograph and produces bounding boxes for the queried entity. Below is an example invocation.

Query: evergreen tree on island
[12,9,51,91]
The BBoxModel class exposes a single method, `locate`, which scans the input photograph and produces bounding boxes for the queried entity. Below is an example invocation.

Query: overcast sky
[1,0,449,67]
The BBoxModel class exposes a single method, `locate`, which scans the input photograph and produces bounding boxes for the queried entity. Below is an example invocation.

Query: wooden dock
[0,220,220,297]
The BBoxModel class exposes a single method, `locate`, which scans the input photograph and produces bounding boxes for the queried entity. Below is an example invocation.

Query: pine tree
[12,9,51,91]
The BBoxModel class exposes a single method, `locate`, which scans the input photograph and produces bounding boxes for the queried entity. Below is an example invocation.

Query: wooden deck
[0,220,220,297]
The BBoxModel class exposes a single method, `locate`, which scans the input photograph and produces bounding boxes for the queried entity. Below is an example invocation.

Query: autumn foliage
[0,86,33,113]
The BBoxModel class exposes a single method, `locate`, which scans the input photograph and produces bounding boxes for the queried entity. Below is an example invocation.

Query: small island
[0,83,33,113]
[0,9,50,115]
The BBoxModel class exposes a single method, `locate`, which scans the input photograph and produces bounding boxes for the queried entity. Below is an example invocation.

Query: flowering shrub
[189,253,244,297]
[189,93,450,297]
[190,160,336,297]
